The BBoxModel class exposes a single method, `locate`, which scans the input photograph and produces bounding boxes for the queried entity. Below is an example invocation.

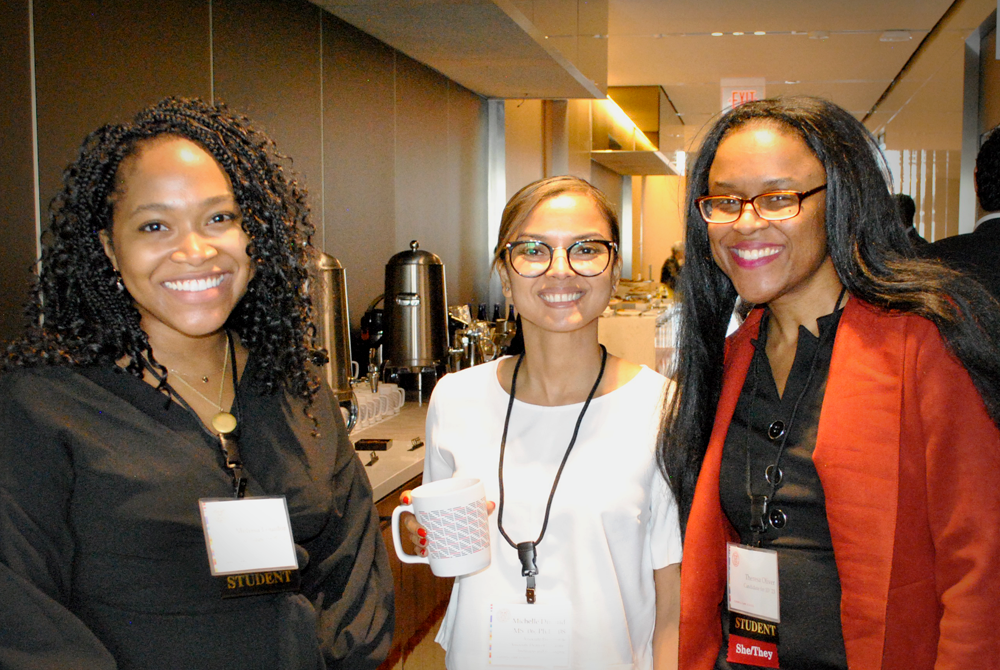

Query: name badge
[726,543,780,668]
[488,602,572,667]
[199,496,299,598]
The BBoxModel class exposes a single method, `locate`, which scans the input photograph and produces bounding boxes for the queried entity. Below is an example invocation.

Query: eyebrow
[514,231,610,242]
[126,194,237,217]
[711,178,799,192]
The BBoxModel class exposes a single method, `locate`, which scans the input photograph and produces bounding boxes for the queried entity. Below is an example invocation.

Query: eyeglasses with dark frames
[504,239,617,278]
[696,184,827,224]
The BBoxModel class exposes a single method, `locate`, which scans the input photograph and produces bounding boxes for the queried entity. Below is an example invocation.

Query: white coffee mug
[362,394,383,425]
[391,478,491,577]
[379,383,405,413]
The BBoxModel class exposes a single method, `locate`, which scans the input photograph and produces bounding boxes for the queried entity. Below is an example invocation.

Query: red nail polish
[401,494,411,505]
[419,537,427,546]
[417,528,427,538]
[420,548,427,556]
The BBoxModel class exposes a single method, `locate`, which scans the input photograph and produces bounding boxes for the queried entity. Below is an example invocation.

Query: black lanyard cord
[744,287,846,543]
[496,345,608,603]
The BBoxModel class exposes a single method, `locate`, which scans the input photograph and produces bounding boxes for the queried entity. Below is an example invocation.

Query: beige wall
[505,100,546,199]
[631,176,686,281]
[0,0,489,339]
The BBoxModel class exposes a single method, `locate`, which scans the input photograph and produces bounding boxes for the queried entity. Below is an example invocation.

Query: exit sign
[721,78,766,112]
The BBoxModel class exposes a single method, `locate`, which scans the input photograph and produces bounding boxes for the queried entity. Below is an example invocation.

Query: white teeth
[540,292,583,303]
[733,247,780,261]
[164,275,224,292]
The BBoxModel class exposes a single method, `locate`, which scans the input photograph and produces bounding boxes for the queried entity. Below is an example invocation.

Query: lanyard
[151,331,247,499]
[496,345,607,604]
[743,288,846,544]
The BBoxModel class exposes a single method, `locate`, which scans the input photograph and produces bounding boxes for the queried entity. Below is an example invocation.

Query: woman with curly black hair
[0,97,393,669]
[661,97,1000,670]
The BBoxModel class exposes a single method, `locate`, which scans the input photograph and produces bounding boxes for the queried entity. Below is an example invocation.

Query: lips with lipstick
[163,275,225,292]
[730,245,781,268]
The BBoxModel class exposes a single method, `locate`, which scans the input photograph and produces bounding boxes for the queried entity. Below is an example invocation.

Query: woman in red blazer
[660,96,1000,670]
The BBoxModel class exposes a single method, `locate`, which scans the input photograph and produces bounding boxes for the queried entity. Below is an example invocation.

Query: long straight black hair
[659,96,1000,530]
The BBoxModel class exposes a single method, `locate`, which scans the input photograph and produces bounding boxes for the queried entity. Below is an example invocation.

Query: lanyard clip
[517,541,538,577]
[750,495,769,534]
[220,434,247,499]
[517,541,538,604]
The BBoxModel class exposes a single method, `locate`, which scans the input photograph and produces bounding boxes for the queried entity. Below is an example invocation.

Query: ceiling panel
[313,0,605,98]
[608,0,953,35]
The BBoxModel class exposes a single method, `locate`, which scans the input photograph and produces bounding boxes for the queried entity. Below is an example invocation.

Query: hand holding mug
[391,478,495,577]
[398,489,497,555]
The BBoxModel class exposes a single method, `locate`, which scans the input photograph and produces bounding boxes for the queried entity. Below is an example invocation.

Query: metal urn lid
[386,240,444,267]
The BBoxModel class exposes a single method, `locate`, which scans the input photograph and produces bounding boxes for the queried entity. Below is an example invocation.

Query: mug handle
[351,360,360,379]
[391,504,430,565]
[395,387,405,407]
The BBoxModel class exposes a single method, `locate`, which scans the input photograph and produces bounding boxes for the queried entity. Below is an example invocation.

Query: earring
[112,271,124,293]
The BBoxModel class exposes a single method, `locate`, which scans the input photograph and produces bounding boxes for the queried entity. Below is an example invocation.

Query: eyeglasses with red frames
[696,184,827,224]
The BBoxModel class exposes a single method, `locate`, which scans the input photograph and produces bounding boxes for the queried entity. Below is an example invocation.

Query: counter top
[352,402,429,501]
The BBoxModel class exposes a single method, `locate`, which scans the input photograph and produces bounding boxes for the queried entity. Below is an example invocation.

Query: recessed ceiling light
[809,31,830,40]
[754,31,766,36]
[711,32,724,36]
[880,30,912,42]
[784,80,800,85]
[733,31,744,36]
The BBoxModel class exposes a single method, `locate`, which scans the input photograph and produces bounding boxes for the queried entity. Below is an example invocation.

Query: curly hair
[660,96,1000,530]
[975,128,1000,211]
[5,97,327,403]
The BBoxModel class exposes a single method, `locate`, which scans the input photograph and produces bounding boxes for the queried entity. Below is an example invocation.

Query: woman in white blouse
[402,176,682,669]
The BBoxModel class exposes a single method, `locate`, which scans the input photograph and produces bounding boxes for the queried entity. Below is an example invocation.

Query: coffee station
[315,239,526,667]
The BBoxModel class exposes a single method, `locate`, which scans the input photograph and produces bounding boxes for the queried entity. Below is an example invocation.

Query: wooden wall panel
[322,14,397,324]
[0,0,38,341]
[3,0,490,340]
[33,0,211,212]
[213,0,323,218]
[447,85,490,306]
[394,54,454,263]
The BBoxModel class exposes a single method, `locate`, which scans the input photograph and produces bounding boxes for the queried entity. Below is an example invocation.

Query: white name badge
[727,543,780,623]
[199,496,298,576]
[488,602,572,667]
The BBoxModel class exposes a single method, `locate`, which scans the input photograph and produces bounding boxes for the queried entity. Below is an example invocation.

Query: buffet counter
[351,400,449,670]
[352,400,429,501]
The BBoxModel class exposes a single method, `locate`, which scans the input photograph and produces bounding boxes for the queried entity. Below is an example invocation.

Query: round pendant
[212,411,238,435]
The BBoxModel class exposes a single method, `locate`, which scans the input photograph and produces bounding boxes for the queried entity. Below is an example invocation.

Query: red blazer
[679,299,1000,669]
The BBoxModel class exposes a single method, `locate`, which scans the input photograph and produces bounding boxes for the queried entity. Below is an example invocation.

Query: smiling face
[499,192,618,337]
[706,122,841,310]
[101,136,253,347]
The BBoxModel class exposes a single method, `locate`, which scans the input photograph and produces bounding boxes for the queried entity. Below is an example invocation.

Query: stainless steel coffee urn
[314,253,357,429]
[382,241,448,399]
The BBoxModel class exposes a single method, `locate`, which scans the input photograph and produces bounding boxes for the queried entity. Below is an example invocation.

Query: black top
[928,218,1000,302]
[715,307,848,670]
[0,359,394,670]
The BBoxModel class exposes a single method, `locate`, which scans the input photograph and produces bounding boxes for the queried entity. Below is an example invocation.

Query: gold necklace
[168,338,237,435]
